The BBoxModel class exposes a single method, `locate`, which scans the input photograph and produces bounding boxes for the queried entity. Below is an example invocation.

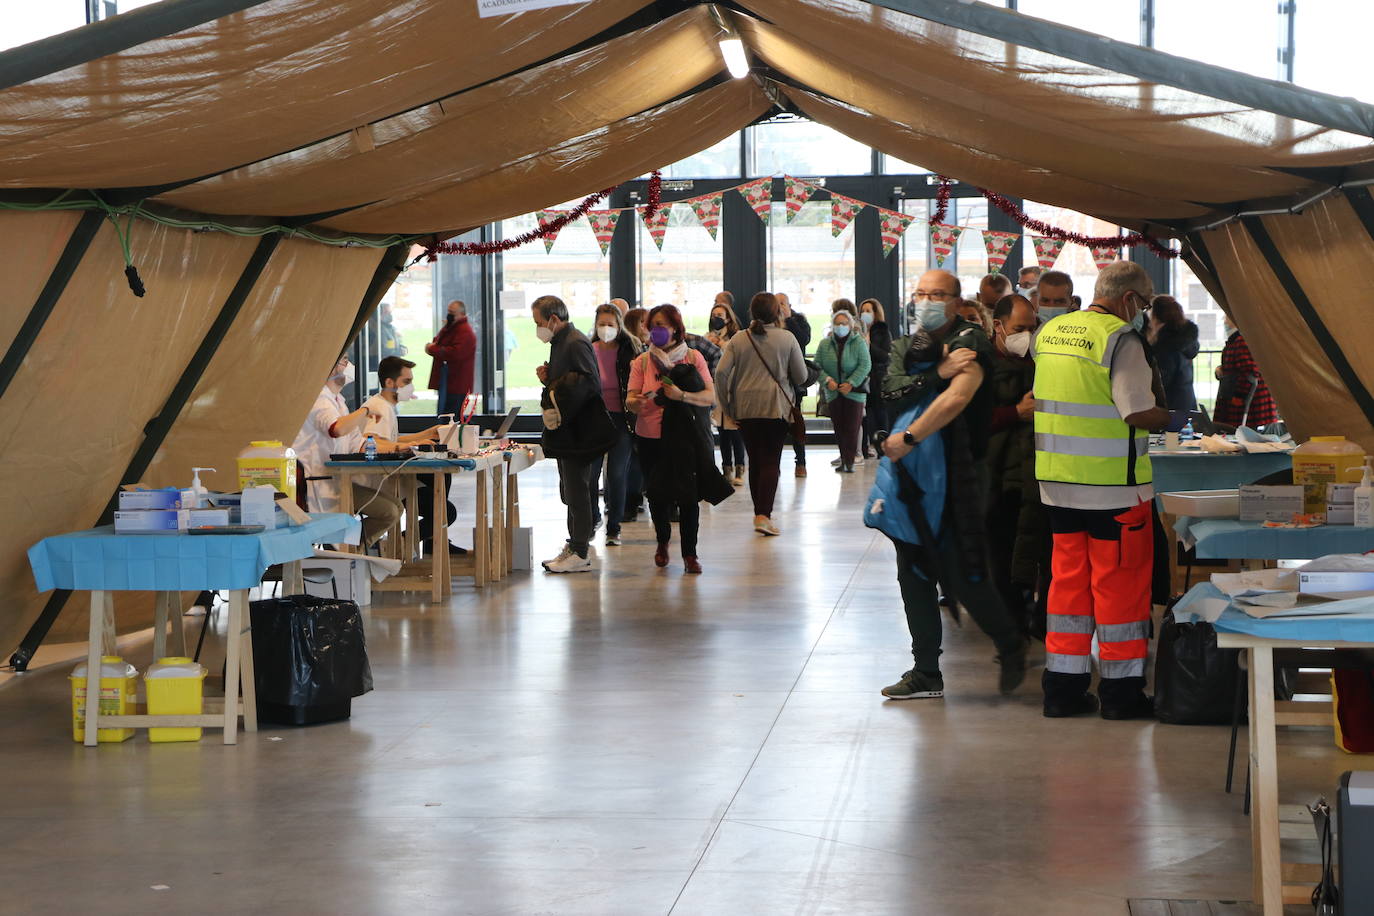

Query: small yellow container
[1293,436,1367,515]
[236,440,297,500]
[70,656,138,743]
[145,657,207,743]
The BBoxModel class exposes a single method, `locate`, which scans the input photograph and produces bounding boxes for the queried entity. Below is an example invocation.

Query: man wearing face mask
[1032,261,1170,719]
[361,356,451,555]
[425,300,477,419]
[985,294,1042,638]
[1036,271,1075,322]
[533,295,616,573]
[1017,265,1042,297]
[877,269,1028,702]
[291,356,400,548]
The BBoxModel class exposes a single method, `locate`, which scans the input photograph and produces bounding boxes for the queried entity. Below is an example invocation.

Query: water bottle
[1182,419,1194,440]
[364,435,377,461]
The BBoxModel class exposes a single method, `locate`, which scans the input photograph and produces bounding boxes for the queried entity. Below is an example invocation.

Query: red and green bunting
[738,177,773,224]
[535,210,564,253]
[782,176,814,223]
[640,203,672,251]
[983,230,1019,274]
[830,194,865,237]
[929,222,963,268]
[585,210,620,256]
[1090,243,1120,271]
[877,208,915,257]
[1031,235,1066,270]
[688,192,723,240]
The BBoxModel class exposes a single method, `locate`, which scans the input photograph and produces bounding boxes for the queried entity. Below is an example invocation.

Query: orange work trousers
[1045,500,1152,679]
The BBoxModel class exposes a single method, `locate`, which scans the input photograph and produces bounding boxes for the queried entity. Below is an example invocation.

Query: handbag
[745,330,807,444]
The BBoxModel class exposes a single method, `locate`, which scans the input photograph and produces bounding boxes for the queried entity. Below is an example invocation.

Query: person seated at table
[361,356,456,557]
[291,355,402,548]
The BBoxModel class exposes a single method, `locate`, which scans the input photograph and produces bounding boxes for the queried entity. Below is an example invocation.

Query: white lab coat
[291,386,363,513]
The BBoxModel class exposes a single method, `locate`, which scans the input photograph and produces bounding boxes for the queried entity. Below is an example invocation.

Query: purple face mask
[649,326,672,348]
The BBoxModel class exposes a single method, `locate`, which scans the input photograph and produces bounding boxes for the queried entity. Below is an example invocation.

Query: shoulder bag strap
[744,329,795,406]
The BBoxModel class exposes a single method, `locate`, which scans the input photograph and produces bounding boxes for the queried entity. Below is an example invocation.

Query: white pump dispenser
[1355,459,1374,527]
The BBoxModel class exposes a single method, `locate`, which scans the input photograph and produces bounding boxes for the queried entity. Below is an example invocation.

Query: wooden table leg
[153,592,169,661]
[83,591,107,746]
[474,468,488,589]
[337,471,358,554]
[491,466,505,581]
[1249,645,1282,914]
[507,474,519,566]
[223,591,246,745]
[431,471,446,602]
[405,476,420,562]
[284,560,305,595]
[238,594,257,734]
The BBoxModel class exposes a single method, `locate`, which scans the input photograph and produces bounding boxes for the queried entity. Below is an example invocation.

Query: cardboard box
[299,557,371,606]
[114,510,180,533]
[1328,483,1358,525]
[1298,571,1374,594]
[1239,485,1305,522]
[117,488,181,511]
[177,508,231,530]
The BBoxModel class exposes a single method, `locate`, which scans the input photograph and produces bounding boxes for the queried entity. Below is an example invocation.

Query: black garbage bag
[1153,609,1240,725]
[250,595,373,726]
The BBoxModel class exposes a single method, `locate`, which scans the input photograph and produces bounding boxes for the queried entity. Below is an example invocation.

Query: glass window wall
[636,204,724,334]
[748,120,873,177]
[1019,201,1120,307]
[766,199,857,346]
[1294,1,1374,102]
[1154,0,1278,79]
[1015,0,1141,44]
[663,134,742,179]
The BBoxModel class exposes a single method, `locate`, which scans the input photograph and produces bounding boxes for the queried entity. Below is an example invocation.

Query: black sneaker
[1101,693,1155,720]
[996,642,1029,695]
[881,669,944,700]
[1043,693,1100,718]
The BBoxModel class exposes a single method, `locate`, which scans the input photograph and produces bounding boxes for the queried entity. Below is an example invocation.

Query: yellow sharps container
[144,657,208,743]
[70,656,137,743]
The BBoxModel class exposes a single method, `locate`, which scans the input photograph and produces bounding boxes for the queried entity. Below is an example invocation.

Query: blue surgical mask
[833,324,851,339]
[1040,306,1069,321]
[1130,311,1146,332]
[912,299,948,333]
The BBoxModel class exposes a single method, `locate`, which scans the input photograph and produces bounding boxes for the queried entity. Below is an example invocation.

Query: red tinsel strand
[932,175,952,225]
[977,186,1177,259]
[424,170,663,259]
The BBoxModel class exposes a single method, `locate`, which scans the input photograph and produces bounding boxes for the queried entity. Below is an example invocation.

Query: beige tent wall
[0,217,257,651]
[144,239,385,486]
[1203,213,1374,451]
[0,210,83,345]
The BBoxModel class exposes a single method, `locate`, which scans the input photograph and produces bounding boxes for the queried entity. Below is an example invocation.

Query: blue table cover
[1149,450,1292,494]
[28,513,360,592]
[1174,517,1374,560]
[323,458,477,470]
[1175,582,1374,643]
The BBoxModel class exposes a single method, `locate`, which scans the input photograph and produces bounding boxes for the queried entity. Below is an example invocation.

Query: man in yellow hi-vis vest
[1032,261,1170,719]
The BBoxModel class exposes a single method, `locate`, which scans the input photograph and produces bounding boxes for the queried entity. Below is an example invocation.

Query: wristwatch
[902,430,916,447]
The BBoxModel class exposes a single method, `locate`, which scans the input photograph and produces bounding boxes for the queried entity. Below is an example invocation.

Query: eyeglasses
[915,290,955,301]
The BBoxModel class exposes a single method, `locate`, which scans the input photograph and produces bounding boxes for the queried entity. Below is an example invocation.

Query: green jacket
[816,333,872,404]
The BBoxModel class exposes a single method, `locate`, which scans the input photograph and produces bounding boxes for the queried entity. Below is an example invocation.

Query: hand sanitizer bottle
[1355,459,1374,527]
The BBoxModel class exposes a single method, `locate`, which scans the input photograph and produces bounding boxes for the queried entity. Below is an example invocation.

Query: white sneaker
[547,548,596,574]
[853,455,865,466]
[754,516,780,537]
[830,458,843,467]
[541,543,574,569]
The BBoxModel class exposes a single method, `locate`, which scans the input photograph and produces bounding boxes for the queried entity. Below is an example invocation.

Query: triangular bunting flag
[687,192,723,241]
[783,176,816,223]
[536,210,564,254]
[830,195,865,237]
[929,222,963,268]
[736,177,773,224]
[982,230,1020,275]
[1091,243,1121,271]
[640,203,672,251]
[584,210,621,257]
[1031,235,1065,270]
[877,208,915,258]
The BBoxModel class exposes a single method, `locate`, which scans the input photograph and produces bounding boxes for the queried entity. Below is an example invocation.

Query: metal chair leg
[1225,662,1247,793]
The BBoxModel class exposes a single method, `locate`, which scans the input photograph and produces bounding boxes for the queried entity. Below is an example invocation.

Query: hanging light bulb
[719,36,750,79]
[708,5,750,79]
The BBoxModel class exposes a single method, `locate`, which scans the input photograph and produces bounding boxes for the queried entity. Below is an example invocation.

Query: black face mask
[708,316,726,331]
[445,313,456,324]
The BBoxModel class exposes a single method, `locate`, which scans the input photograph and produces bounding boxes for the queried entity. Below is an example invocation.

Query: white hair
[1093,260,1153,302]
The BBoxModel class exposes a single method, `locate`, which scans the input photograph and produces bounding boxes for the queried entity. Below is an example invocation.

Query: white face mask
[860,312,874,327]
[597,325,618,344]
[1003,330,1032,358]
[1018,284,1036,295]
[331,362,355,385]
[395,383,415,401]
[535,325,554,344]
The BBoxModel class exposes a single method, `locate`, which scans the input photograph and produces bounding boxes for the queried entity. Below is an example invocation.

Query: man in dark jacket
[533,295,612,574]
[777,292,812,477]
[425,300,477,418]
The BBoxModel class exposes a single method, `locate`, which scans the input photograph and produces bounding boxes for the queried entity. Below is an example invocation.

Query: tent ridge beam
[1241,216,1374,428]
[853,0,1374,139]
[8,232,282,670]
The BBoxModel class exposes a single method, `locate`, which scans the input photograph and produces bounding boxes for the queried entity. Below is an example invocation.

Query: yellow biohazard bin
[145,657,208,743]
[70,656,137,743]
[236,440,297,500]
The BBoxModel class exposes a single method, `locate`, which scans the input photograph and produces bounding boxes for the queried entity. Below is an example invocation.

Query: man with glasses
[876,269,1028,702]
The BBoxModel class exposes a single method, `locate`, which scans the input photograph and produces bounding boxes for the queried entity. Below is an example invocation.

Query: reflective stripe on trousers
[1044,501,1153,677]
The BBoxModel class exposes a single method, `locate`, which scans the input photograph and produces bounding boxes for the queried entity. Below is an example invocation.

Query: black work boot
[1042,670,1098,718]
[1098,676,1154,720]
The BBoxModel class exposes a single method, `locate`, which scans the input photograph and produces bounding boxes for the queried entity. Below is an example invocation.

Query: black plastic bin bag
[249,595,373,726]
[1153,610,1239,725]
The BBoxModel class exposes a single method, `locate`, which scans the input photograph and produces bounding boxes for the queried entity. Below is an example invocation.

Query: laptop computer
[482,407,521,443]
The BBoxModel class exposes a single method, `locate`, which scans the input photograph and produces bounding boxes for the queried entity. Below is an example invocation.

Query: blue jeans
[592,414,634,536]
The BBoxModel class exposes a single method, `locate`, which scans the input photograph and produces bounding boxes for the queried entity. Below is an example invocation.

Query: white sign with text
[477,0,587,18]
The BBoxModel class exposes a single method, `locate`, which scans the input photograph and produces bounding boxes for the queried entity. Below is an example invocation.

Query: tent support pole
[7,234,281,672]
[0,210,104,403]
[1241,216,1374,428]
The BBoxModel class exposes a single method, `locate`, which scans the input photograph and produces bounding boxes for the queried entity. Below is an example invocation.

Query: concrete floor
[0,454,1347,915]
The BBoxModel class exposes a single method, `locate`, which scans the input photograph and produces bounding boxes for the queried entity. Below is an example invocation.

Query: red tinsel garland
[934,175,1177,259]
[425,170,663,259]
[932,175,951,226]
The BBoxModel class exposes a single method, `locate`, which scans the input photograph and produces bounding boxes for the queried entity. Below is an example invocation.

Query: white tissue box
[1298,571,1374,594]
[1239,485,1305,522]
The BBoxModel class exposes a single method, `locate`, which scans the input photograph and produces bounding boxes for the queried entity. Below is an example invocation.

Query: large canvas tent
[3,0,1374,659]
